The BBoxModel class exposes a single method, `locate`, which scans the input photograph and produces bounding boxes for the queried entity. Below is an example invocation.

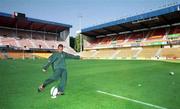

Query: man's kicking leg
[38,78,55,92]
[38,71,60,92]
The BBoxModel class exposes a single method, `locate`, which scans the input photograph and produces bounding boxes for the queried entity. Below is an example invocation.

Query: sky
[0,0,179,37]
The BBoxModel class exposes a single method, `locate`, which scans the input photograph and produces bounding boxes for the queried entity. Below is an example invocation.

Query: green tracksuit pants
[43,68,67,92]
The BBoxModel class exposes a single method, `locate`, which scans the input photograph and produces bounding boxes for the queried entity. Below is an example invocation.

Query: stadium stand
[81,4,180,60]
[0,12,76,59]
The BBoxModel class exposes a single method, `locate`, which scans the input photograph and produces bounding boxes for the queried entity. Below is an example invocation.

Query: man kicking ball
[38,44,80,96]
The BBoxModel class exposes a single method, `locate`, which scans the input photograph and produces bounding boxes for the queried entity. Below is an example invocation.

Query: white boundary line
[97,90,168,109]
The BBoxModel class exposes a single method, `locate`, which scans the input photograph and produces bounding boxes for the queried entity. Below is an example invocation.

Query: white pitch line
[97,90,168,109]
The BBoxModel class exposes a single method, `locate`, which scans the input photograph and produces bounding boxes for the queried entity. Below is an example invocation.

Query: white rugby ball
[50,86,58,97]
[169,72,175,75]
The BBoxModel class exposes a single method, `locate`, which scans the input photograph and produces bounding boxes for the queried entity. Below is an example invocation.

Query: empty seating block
[160,48,180,58]
[100,37,112,45]
[0,37,17,46]
[33,39,49,49]
[128,32,146,42]
[116,48,139,58]
[147,29,165,40]
[18,39,34,48]
[80,50,95,58]
[138,47,159,58]
[89,38,102,47]
[169,26,180,34]
[95,49,116,59]
[115,35,126,44]
[46,40,58,49]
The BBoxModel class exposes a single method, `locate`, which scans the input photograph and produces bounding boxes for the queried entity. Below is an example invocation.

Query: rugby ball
[50,86,58,98]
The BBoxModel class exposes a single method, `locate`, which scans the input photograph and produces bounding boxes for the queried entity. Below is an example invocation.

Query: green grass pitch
[0,59,180,109]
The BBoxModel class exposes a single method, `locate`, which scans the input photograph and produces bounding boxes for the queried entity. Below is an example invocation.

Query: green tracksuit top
[43,51,80,70]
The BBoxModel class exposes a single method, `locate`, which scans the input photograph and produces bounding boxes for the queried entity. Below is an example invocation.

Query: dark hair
[58,44,63,48]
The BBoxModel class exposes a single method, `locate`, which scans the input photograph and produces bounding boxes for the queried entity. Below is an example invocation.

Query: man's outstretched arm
[64,52,80,59]
[42,53,57,71]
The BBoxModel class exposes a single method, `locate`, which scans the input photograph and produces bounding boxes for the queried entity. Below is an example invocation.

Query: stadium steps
[163,28,170,40]
[96,49,117,59]
[132,49,141,58]
[18,39,34,48]
[142,31,151,42]
[32,39,48,49]
[115,48,138,59]
[123,35,131,44]
[42,40,49,48]
[111,50,120,59]
[145,30,154,41]
[44,41,50,49]
[45,40,58,49]
[29,39,36,48]
[92,50,99,58]
[0,37,17,47]
[134,48,143,58]
[80,50,97,59]
[15,38,21,47]
[155,48,162,57]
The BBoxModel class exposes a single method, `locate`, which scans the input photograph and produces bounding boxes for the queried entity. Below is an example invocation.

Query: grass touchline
[97,90,168,109]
